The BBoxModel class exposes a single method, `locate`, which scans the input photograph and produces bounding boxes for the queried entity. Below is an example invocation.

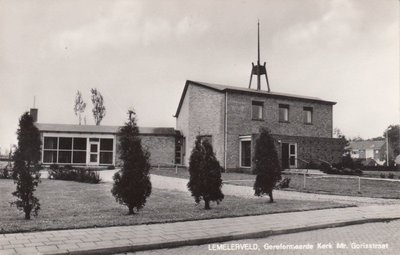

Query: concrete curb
[42,217,400,255]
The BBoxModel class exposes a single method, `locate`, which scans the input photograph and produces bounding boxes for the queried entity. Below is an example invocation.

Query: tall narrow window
[252,101,264,120]
[303,107,313,124]
[279,104,289,122]
[240,137,252,167]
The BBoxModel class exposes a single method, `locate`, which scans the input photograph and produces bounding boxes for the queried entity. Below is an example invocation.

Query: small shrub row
[320,162,363,176]
[380,173,397,179]
[48,164,101,184]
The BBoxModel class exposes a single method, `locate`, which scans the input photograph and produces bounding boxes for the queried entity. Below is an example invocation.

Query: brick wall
[226,134,345,172]
[272,134,346,168]
[225,91,335,170]
[226,92,333,138]
[115,135,175,167]
[177,84,225,167]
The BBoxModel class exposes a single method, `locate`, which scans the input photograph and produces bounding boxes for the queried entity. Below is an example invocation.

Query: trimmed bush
[253,128,281,203]
[380,173,386,178]
[111,109,151,215]
[187,136,224,210]
[48,166,101,184]
[388,173,395,179]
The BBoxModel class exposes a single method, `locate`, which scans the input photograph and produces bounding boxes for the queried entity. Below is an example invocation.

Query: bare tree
[90,88,106,125]
[73,90,86,125]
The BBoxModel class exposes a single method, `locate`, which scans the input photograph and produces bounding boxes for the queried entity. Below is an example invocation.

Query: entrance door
[282,143,289,169]
[89,141,99,165]
[282,143,297,169]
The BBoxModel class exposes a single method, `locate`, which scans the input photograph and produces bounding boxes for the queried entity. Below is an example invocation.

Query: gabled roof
[348,140,386,150]
[35,123,176,136]
[174,80,336,117]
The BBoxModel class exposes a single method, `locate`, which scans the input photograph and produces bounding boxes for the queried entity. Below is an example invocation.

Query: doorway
[89,140,99,165]
[281,143,297,169]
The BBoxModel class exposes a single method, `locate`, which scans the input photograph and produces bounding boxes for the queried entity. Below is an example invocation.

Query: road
[129,219,400,255]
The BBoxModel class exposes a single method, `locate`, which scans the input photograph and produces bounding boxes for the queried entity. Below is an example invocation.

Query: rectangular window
[72,138,86,164]
[58,151,72,163]
[99,138,114,165]
[59,137,72,150]
[252,101,263,120]
[100,152,113,164]
[43,151,57,163]
[73,151,86,163]
[43,137,58,163]
[44,137,58,150]
[303,107,313,124]
[73,138,86,150]
[240,139,251,167]
[175,137,184,165]
[279,104,289,122]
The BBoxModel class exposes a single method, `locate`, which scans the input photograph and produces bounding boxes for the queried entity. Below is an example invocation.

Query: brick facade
[115,134,175,167]
[176,84,225,166]
[175,80,344,171]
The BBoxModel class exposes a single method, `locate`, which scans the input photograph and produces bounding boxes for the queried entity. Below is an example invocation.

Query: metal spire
[249,20,270,92]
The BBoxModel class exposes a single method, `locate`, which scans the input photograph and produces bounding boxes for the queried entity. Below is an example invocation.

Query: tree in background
[11,112,41,219]
[187,136,224,210]
[73,90,86,125]
[253,128,281,203]
[111,109,151,214]
[90,88,106,125]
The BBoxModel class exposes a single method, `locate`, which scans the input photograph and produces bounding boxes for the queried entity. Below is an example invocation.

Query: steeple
[249,21,271,92]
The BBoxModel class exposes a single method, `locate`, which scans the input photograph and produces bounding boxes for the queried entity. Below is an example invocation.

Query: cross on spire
[249,21,271,92]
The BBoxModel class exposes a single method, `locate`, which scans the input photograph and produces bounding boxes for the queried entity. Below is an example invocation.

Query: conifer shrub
[187,136,224,210]
[111,109,151,215]
[253,128,281,203]
[11,112,41,219]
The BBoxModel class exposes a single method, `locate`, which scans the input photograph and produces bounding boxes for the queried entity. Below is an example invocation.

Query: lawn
[0,179,348,234]
[362,170,400,179]
[151,167,400,199]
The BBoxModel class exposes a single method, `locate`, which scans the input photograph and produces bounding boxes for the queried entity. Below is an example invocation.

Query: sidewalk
[1,204,400,255]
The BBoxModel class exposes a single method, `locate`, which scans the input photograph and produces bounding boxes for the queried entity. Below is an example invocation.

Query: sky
[0,0,398,153]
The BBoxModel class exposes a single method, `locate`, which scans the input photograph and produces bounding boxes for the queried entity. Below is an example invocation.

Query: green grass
[151,168,400,199]
[0,179,349,234]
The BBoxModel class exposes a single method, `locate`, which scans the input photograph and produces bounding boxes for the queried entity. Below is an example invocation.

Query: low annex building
[34,115,176,167]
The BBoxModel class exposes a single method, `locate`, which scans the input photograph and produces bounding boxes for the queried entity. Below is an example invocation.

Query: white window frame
[41,132,116,166]
[239,135,252,168]
[288,143,297,168]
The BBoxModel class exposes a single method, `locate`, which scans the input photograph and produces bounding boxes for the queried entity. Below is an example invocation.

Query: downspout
[224,91,228,172]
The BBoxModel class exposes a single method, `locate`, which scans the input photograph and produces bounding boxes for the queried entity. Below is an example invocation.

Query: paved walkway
[134,219,400,255]
[1,204,400,255]
[1,171,398,255]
